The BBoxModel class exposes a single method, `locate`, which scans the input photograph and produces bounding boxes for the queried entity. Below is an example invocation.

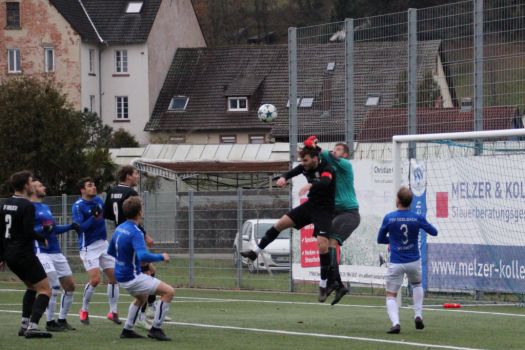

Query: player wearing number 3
[377,187,438,334]
[72,177,121,325]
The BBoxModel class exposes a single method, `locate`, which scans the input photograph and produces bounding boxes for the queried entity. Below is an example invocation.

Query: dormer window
[168,96,189,111]
[228,97,248,111]
[365,94,381,107]
[126,1,143,13]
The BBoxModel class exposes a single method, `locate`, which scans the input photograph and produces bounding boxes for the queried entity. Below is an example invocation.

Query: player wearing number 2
[72,177,121,325]
[377,186,438,334]
[0,171,52,338]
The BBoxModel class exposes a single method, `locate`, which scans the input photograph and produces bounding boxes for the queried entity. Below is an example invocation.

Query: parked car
[233,219,290,273]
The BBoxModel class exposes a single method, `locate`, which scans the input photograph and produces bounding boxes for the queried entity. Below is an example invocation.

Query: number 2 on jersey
[4,214,12,239]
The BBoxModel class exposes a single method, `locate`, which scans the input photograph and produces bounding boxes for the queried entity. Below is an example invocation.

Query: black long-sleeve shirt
[0,196,44,260]
[282,160,336,209]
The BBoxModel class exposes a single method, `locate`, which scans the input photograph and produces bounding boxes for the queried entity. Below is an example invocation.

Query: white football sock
[152,301,170,328]
[124,303,141,330]
[107,284,119,313]
[59,291,74,320]
[386,297,400,326]
[82,283,96,311]
[412,286,424,319]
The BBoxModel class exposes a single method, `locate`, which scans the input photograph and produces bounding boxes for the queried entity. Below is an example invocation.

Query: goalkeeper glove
[304,135,318,149]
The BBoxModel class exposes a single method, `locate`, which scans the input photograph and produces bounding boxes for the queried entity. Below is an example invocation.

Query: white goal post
[393,128,525,194]
[391,128,525,297]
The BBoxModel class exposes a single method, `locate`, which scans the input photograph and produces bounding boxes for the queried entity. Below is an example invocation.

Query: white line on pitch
[0,309,489,350]
[1,288,524,318]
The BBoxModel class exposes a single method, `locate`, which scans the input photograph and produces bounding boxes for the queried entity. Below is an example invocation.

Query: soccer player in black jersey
[103,165,157,328]
[240,147,336,301]
[0,171,52,338]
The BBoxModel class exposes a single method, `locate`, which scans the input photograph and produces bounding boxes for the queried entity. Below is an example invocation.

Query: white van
[233,219,290,273]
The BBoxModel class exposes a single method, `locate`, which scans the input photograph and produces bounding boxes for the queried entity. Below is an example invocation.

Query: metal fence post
[288,27,298,166]
[345,18,355,157]
[236,188,243,288]
[408,8,417,160]
[61,194,67,255]
[474,0,484,155]
[188,190,194,288]
[142,191,149,231]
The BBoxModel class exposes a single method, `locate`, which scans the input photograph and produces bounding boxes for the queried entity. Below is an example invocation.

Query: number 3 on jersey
[400,224,409,245]
[113,202,119,224]
[4,214,12,239]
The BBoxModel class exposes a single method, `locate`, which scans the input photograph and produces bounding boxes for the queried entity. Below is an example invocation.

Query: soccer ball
[257,104,277,123]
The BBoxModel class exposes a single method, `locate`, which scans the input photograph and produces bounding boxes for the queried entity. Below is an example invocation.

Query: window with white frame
[126,1,143,13]
[115,50,128,73]
[115,96,129,119]
[168,96,189,111]
[89,95,95,112]
[44,48,54,72]
[7,48,21,73]
[249,135,265,144]
[228,97,248,111]
[220,135,236,144]
[89,49,95,74]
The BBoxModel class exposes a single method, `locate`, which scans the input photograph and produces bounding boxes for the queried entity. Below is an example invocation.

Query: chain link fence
[1,190,294,292]
[289,0,525,160]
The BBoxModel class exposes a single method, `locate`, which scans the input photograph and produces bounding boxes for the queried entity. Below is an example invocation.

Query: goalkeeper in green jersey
[303,136,360,305]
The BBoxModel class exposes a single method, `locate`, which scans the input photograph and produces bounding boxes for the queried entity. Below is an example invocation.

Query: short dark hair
[117,165,138,183]
[10,170,33,192]
[122,196,142,219]
[299,147,319,159]
[77,177,94,193]
[397,186,413,207]
[335,143,350,158]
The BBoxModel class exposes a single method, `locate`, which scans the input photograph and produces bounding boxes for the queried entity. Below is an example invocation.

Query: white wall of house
[147,0,206,117]
[80,44,100,115]
[100,44,149,144]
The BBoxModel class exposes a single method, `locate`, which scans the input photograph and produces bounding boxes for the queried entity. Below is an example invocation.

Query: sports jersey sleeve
[282,165,304,180]
[54,224,74,235]
[103,189,114,221]
[24,204,44,242]
[72,203,96,232]
[377,215,390,244]
[418,215,438,236]
[131,231,163,263]
[311,164,334,190]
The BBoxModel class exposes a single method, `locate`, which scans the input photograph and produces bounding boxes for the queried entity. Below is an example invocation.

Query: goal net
[393,129,525,301]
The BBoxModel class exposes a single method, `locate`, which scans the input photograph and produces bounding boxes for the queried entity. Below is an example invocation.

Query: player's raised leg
[148,281,175,341]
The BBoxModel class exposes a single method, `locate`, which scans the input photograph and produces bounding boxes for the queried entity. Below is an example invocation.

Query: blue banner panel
[427,244,525,293]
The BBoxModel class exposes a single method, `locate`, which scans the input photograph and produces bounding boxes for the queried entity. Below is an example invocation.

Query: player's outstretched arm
[72,203,97,232]
[54,223,76,235]
[418,216,438,236]
[377,216,390,244]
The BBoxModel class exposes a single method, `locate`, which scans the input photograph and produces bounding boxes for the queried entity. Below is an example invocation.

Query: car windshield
[255,222,290,239]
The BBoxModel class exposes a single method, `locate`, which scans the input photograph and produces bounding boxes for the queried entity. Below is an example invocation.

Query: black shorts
[286,201,333,235]
[141,262,151,273]
[329,209,360,245]
[6,253,47,285]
